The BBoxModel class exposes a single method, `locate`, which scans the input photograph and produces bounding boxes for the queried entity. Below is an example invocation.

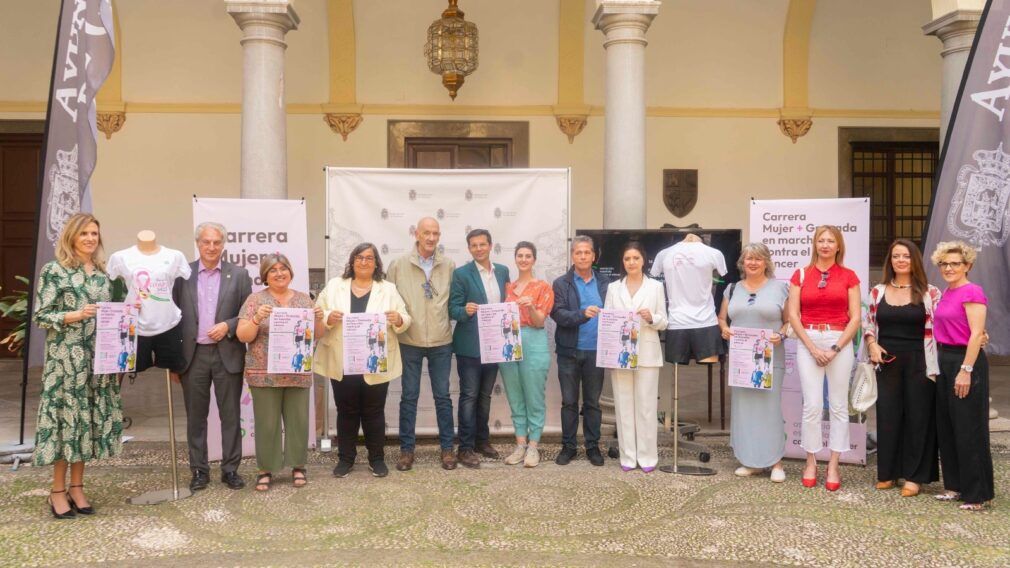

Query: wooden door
[0,133,41,358]
[405,138,512,169]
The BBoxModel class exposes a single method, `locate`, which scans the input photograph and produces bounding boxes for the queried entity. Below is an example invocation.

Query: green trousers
[250,386,309,473]
[498,327,550,442]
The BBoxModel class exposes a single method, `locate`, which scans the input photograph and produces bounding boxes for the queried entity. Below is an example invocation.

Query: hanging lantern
[424,0,479,100]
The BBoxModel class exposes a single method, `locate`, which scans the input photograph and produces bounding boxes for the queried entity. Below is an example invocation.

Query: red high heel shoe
[825,477,841,492]
[801,476,817,488]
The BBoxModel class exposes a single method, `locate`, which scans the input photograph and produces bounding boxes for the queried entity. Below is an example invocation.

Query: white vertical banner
[325,168,570,436]
[750,198,870,465]
[193,197,315,459]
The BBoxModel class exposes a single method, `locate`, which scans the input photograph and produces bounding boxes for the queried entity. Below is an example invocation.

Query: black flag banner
[26,0,115,367]
[924,0,1010,356]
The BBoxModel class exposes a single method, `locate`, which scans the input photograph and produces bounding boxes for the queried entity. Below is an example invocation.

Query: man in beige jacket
[386,217,458,470]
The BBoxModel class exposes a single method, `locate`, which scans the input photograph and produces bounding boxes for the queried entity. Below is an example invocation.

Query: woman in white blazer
[316,243,411,478]
[603,241,668,472]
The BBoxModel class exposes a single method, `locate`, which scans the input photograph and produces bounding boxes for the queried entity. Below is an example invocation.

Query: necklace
[890,280,912,289]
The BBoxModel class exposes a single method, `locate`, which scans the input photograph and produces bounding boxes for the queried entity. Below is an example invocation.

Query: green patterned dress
[32,261,123,466]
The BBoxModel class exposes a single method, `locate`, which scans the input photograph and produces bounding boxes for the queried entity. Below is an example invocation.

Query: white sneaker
[734,466,764,477]
[523,446,540,468]
[504,445,527,465]
[770,467,786,483]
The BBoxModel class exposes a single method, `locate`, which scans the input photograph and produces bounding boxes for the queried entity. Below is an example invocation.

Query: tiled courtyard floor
[2,434,1008,568]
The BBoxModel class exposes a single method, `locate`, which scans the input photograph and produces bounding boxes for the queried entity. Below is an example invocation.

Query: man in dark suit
[171,222,252,491]
[550,235,611,466]
[448,229,510,468]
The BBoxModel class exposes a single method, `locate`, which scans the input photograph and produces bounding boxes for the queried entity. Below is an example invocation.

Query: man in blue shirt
[550,236,611,466]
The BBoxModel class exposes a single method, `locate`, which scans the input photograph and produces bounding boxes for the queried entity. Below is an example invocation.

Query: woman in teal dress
[33,213,123,519]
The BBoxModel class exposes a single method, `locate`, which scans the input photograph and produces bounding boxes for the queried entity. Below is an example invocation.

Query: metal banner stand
[128,370,193,505]
[660,363,717,476]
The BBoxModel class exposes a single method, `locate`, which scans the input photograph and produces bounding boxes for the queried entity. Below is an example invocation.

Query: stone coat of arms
[948,143,1010,248]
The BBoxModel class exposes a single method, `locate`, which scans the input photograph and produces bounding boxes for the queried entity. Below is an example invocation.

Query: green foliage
[0,275,30,357]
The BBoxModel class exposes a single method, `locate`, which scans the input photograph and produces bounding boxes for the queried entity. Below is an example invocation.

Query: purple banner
[924,0,1010,356]
[28,0,115,366]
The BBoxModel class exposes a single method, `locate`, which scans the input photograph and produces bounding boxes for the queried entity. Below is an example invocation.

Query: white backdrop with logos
[325,167,570,436]
[192,197,315,460]
[749,198,870,465]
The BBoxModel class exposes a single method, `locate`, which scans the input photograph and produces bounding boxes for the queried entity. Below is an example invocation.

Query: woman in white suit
[604,241,668,472]
[316,243,411,479]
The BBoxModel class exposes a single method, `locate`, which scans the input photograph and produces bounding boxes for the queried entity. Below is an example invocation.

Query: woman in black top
[862,240,940,497]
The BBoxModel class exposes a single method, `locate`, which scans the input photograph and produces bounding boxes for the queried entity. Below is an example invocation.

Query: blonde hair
[931,240,977,266]
[808,225,846,267]
[737,242,776,279]
[55,213,105,271]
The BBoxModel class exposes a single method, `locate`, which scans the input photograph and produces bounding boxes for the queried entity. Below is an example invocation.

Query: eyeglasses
[938,261,964,270]
[421,279,438,300]
[267,266,290,274]
[354,255,376,263]
[817,271,829,289]
[747,293,757,306]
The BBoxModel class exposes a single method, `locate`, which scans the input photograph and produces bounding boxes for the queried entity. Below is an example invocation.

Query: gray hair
[737,242,776,279]
[195,221,227,242]
[571,235,594,251]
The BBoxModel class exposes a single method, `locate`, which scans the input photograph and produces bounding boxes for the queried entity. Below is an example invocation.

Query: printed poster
[727,326,774,390]
[93,302,138,374]
[596,309,640,369]
[267,307,315,374]
[477,302,523,364]
[342,313,389,375]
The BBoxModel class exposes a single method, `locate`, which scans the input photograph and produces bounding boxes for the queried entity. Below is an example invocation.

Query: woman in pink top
[787,225,861,492]
[930,241,993,511]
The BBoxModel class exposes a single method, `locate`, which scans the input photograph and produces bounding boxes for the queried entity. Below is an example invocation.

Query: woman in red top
[498,241,555,468]
[787,225,862,491]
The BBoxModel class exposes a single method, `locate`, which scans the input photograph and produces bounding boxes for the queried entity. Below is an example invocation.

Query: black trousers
[874,349,938,484]
[936,344,994,503]
[331,376,388,464]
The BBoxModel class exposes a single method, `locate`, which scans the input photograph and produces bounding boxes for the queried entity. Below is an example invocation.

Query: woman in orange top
[499,241,555,468]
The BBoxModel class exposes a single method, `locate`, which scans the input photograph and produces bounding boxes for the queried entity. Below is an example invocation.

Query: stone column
[923,9,982,147]
[227,0,300,199]
[594,1,660,230]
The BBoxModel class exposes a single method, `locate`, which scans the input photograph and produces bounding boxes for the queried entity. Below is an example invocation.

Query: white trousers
[794,330,853,454]
[611,367,660,468]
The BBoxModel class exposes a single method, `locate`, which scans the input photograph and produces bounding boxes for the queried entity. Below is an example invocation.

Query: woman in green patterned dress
[33,213,123,519]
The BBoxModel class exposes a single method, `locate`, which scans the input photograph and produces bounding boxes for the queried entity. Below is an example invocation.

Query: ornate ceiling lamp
[424,0,479,100]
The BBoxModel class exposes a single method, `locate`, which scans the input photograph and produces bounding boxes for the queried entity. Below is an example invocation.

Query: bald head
[415,217,441,258]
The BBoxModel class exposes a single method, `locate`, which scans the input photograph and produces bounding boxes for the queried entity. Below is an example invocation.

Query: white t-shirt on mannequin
[650,241,727,329]
[107,245,191,336]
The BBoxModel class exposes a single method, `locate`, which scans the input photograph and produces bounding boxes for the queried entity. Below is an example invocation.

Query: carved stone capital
[777,118,812,143]
[324,113,363,141]
[96,111,126,139]
[556,115,587,144]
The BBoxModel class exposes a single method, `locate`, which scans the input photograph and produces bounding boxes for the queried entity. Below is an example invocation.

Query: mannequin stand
[660,363,716,476]
[128,370,193,505]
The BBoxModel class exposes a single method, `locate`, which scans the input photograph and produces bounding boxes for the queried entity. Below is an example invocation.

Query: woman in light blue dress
[718,243,789,482]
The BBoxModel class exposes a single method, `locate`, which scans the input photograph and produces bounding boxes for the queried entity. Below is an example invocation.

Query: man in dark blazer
[448,229,510,468]
[171,222,252,491]
[550,235,611,466]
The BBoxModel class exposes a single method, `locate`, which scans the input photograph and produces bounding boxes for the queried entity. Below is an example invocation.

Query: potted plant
[0,275,29,357]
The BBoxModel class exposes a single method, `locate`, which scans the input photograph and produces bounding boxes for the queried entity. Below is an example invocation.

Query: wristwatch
[830,344,841,353]
[960,364,974,373]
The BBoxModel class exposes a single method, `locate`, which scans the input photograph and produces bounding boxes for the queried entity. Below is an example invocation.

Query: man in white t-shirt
[107,244,191,372]
[650,236,727,364]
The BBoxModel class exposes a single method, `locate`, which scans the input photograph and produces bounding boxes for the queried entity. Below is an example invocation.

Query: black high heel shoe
[67,484,94,515]
[48,489,77,519]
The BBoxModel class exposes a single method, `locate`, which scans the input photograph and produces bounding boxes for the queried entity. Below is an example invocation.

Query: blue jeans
[456,355,498,451]
[398,343,455,451]
[557,350,604,450]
